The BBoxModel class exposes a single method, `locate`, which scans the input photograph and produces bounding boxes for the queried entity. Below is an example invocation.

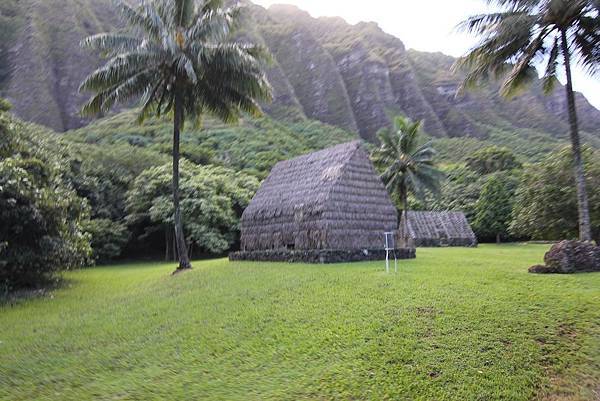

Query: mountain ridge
[0,0,598,145]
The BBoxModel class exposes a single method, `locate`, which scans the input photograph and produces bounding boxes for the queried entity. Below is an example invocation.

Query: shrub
[126,161,259,256]
[0,158,92,289]
[83,219,128,263]
[472,172,519,242]
[0,101,91,290]
[510,146,600,241]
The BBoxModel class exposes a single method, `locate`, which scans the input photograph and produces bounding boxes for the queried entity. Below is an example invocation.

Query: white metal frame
[384,232,397,273]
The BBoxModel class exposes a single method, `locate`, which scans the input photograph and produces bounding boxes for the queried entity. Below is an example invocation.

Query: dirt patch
[557,323,577,339]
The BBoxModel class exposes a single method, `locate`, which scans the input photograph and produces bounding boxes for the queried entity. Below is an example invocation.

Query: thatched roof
[240,141,398,251]
[399,211,477,247]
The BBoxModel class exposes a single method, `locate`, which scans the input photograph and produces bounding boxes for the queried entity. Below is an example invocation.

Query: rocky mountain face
[1,0,599,143]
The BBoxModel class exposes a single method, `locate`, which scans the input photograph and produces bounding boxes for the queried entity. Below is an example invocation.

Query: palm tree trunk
[173,90,192,270]
[561,29,592,242]
[402,191,409,248]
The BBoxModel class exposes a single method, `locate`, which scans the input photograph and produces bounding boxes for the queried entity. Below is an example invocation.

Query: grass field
[1,244,599,401]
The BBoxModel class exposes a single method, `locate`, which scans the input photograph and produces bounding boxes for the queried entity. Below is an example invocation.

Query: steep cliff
[1,0,598,144]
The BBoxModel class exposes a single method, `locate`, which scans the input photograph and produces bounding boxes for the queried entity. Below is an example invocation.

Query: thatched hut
[399,211,477,247]
[230,141,415,263]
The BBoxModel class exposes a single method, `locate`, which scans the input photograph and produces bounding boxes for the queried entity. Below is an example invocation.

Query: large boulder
[529,240,600,274]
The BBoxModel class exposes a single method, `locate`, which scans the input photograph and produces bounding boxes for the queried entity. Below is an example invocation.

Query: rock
[530,240,600,274]
[528,264,558,274]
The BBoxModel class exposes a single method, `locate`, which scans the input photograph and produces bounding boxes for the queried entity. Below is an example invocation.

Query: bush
[126,160,259,256]
[472,172,519,242]
[83,219,128,263]
[0,102,92,290]
[0,158,92,289]
[510,146,600,241]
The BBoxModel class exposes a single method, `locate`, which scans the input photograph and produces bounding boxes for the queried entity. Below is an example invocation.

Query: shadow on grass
[0,276,78,307]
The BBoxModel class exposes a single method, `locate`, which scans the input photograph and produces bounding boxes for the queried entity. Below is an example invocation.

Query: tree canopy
[371,115,444,213]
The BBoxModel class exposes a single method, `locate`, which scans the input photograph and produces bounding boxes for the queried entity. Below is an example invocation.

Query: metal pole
[386,249,389,273]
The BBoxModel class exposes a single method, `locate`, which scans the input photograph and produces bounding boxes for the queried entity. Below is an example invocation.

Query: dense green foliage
[472,172,519,242]
[0,105,91,290]
[82,219,128,263]
[1,245,599,400]
[64,114,355,260]
[64,111,356,178]
[510,146,600,242]
[126,161,258,256]
[465,146,522,175]
[428,145,600,243]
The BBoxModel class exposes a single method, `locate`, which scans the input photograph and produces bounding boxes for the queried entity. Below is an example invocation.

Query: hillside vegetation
[63,110,357,178]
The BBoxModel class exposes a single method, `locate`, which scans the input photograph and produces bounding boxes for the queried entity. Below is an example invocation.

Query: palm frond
[453,12,537,93]
[483,0,539,11]
[114,0,164,40]
[371,115,443,206]
[81,0,272,126]
[457,0,599,99]
[79,52,159,92]
[80,34,142,55]
[188,6,240,42]
[137,79,165,123]
[542,38,560,94]
[573,15,600,75]
[500,29,548,97]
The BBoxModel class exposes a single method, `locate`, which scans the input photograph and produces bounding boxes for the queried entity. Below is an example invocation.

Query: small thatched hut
[230,141,415,263]
[399,211,477,247]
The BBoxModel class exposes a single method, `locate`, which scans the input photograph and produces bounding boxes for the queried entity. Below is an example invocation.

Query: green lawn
[1,244,599,401]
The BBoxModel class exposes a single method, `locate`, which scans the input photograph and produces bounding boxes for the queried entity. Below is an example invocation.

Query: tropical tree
[79,0,272,271]
[454,0,600,241]
[510,146,600,242]
[126,161,259,258]
[371,116,445,242]
[472,172,519,243]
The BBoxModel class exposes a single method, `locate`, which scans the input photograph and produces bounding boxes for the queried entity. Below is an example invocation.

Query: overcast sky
[253,0,600,110]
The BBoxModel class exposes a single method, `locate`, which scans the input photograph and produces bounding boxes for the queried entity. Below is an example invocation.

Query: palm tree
[79,0,272,271]
[371,116,444,244]
[454,0,599,241]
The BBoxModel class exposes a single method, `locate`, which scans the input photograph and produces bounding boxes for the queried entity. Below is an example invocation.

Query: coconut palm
[454,0,599,241]
[371,116,444,242]
[79,0,272,271]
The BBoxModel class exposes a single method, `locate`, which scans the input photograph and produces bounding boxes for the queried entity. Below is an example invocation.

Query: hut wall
[323,148,397,249]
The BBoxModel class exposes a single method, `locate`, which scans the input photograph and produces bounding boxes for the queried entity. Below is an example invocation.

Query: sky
[253,0,600,110]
